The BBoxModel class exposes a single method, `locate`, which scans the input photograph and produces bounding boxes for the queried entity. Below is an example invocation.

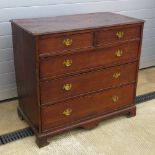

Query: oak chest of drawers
[11,12,144,148]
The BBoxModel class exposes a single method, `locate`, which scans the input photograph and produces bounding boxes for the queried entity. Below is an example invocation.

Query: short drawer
[96,25,141,46]
[41,84,135,131]
[39,32,93,54]
[40,62,137,105]
[40,41,139,79]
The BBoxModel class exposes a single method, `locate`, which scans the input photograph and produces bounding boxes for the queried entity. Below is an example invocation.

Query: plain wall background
[0,0,155,100]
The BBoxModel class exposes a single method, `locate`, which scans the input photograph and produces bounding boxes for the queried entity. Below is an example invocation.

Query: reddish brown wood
[40,41,139,80]
[96,25,141,46]
[10,12,144,148]
[10,12,144,35]
[81,121,100,130]
[36,136,49,148]
[40,62,137,105]
[17,106,24,120]
[40,105,136,137]
[41,84,135,131]
[127,106,136,118]
[39,32,93,54]
[11,23,40,131]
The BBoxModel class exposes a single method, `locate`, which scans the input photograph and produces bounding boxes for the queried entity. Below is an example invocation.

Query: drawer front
[41,84,135,131]
[39,32,93,54]
[40,41,139,79]
[96,25,141,46]
[40,62,137,105]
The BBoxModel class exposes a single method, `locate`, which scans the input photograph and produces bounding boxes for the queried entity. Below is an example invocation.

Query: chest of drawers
[11,12,144,148]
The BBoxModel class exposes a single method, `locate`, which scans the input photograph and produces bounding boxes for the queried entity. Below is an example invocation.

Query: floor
[0,67,155,155]
[137,67,155,95]
[0,99,155,155]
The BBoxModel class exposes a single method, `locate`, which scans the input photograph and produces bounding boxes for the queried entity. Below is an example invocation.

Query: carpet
[0,99,155,155]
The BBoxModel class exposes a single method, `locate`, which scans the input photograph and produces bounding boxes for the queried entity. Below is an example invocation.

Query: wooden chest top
[10,12,144,35]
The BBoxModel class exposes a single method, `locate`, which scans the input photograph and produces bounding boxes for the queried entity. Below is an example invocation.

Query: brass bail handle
[63,38,73,46]
[63,83,72,91]
[112,96,119,103]
[115,49,123,57]
[63,59,72,67]
[116,31,124,39]
[63,108,72,116]
[113,72,121,79]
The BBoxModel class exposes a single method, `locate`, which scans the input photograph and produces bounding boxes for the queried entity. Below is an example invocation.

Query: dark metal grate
[0,127,34,145]
[0,91,155,145]
[136,91,155,104]
[0,138,2,145]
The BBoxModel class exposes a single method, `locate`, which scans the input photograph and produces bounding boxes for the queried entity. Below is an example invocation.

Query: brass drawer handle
[63,108,72,116]
[112,96,119,103]
[113,72,121,79]
[63,59,72,67]
[63,83,72,91]
[116,31,124,39]
[63,38,73,46]
[115,49,123,57]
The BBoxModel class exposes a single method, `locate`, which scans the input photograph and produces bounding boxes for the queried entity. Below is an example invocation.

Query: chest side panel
[11,23,40,132]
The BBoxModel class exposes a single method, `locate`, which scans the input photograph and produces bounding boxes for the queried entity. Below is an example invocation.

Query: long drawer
[40,62,137,105]
[40,41,139,79]
[41,84,135,131]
